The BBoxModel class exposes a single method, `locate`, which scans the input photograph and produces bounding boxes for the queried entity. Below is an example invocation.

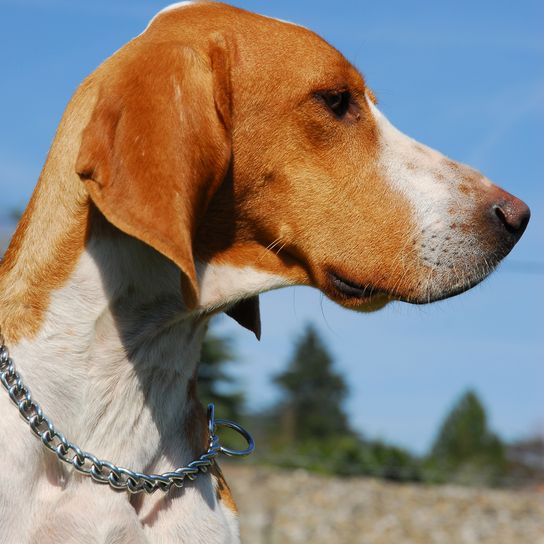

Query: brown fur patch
[185,375,209,456]
[459,183,474,195]
[0,82,96,343]
[210,462,238,513]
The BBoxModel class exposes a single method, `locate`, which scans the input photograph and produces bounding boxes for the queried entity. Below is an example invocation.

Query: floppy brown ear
[76,39,232,308]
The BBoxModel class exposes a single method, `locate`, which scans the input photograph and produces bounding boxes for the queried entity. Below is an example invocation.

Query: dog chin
[327,290,392,313]
[353,296,392,313]
[324,261,497,310]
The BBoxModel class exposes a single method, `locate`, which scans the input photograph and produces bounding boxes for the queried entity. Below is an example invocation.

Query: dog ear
[76,38,232,309]
[225,296,261,340]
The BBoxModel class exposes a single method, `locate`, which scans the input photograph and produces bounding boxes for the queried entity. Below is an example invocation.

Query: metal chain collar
[0,329,254,494]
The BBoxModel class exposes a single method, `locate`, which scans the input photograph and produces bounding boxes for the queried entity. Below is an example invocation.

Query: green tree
[259,324,425,482]
[274,324,351,443]
[198,329,244,422]
[426,389,506,485]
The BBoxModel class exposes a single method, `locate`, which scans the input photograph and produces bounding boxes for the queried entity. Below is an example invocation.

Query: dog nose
[489,188,530,239]
[493,199,530,238]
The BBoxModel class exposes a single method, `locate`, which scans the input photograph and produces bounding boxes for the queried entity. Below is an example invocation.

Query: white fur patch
[158,1,195,15]
[0,234,243,543]
[197,262,292,310]
[368,97,485,270]
[367,95,499,298]
[268,16,306,29]
[141,1,195,35]
[368,97,451,231]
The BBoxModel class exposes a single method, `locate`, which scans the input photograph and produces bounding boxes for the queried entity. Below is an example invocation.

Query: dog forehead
[146,1,310,34]
[150,1,306,29]
[143,2,346,74]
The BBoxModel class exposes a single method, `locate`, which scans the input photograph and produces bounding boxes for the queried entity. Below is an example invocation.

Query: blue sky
[1,1,542,454]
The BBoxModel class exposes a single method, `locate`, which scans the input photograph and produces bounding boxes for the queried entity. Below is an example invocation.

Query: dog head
[77,2,530,337]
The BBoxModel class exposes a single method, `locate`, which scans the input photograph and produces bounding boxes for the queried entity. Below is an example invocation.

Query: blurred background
[1,1,543,542]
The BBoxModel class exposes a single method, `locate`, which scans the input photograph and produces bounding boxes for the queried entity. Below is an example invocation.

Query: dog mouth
[327,259,498,306]
[328,271,388,301]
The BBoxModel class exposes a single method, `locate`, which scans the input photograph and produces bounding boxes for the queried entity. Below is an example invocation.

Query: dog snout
[490,191,530,240]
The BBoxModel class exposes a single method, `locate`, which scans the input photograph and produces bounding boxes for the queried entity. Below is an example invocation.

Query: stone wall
[224,465,544,544]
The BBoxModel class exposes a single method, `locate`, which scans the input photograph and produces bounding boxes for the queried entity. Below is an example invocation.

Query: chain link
[0,329,254,494]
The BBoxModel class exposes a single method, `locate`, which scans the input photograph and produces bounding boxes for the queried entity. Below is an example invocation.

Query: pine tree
[274,324,351,442]
[264,324,425,481]
[198,329,244,422]
[427,389,506,485]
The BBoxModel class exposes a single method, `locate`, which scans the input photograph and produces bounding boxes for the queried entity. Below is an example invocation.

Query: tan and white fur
[0,2,530,543]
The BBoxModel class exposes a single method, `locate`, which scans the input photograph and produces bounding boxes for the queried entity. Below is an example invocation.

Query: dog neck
[0,88,239,542]
[0,210,241,540]
[12,211,209,460]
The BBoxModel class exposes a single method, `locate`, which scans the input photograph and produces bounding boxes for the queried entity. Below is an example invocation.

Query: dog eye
[319,90,352,118]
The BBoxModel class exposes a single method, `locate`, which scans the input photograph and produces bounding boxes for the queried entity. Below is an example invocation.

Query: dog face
[193,4,529,310]
[78,2,529,328]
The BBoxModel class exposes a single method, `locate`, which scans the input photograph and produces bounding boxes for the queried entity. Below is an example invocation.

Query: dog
[0,2,530,542]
